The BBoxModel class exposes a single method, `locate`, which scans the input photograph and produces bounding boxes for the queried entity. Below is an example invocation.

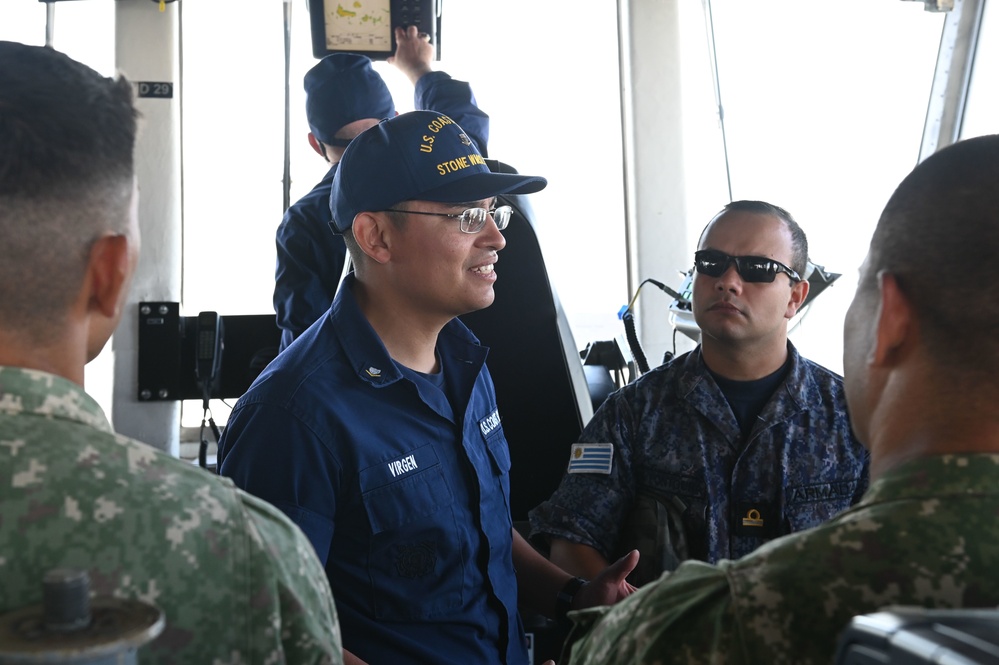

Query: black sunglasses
[693,249,802,283]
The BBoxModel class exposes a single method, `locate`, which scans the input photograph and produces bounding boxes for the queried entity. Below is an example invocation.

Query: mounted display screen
[309,0,440,61]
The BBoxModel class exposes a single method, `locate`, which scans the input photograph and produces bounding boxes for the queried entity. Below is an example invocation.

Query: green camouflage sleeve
[240,490,343,664]
[564,561,746,665]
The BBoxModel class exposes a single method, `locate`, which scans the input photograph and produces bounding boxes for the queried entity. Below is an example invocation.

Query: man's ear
[351,212,393,265]
[86,234,131,319]
[307,132,326,158]
[870,271,913,367]
[784,278,810,319]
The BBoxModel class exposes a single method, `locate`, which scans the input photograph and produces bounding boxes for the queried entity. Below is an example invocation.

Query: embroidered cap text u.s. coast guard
[329,110,547,233]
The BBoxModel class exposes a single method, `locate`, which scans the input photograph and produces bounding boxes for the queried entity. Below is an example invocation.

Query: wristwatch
[555,576,587,623]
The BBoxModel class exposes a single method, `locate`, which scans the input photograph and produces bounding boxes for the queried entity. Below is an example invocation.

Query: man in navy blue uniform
[219,110,638,665]
[274,27,490,350]
[530,201,869,584]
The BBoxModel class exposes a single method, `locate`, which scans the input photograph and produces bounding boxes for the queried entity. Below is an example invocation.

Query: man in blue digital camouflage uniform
[530,200,869,584]
[219,110,639,665]
[274,26,490,350]
[563,133,999,665]
[0,41,342,664]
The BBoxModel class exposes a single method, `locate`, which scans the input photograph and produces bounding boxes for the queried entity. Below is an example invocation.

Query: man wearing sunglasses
[564,133,999,665]
[274,26,491,352]
[530,200,868,586]
[219,111,639,665]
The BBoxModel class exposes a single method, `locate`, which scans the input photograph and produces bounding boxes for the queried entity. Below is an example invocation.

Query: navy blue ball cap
[305,53,395,144]
[329,110,547,233]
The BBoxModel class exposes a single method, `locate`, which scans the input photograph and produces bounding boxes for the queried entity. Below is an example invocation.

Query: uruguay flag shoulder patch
[567,443,613,475]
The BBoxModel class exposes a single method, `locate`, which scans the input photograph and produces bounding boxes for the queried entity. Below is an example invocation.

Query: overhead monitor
[309,0,440,61]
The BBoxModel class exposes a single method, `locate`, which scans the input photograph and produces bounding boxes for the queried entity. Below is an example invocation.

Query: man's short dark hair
[722,200,809,277]
[862,134,999,381]
[0,41,138,339]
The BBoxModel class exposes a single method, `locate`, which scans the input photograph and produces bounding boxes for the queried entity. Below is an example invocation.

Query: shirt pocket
[482,425,513,524]
[359,445,464,619]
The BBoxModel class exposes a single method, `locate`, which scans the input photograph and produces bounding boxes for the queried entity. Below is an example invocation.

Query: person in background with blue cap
[219,110,639,665]
[274,26,490,351]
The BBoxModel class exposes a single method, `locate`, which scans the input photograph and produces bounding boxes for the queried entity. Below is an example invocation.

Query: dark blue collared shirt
[220,275,527,665]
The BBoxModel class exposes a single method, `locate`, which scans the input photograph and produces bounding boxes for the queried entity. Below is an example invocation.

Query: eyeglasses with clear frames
[382,205,513,234]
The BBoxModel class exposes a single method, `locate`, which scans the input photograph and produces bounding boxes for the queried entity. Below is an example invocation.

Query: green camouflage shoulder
[565,561,745,665]
[0,366,342,664]
[566,454,999,664]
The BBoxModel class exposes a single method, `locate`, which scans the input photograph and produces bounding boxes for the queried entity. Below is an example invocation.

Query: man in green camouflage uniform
[0,41,342,664]
[564,134,999,664]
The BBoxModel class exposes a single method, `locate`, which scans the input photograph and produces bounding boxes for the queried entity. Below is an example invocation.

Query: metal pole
[918,0,986,162]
